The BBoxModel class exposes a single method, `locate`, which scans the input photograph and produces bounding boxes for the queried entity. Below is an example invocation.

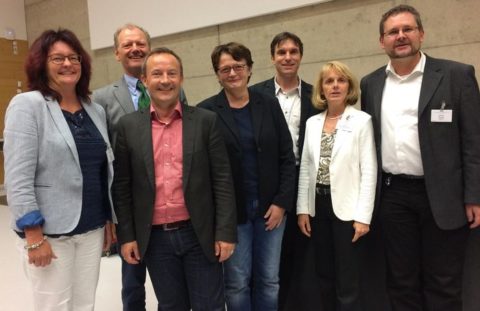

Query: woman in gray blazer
[297,61,377,311]
[4,29,116,311]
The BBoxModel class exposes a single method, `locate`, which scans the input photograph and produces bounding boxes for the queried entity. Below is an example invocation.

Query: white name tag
[337,123,353,132]
[431,109,452,122]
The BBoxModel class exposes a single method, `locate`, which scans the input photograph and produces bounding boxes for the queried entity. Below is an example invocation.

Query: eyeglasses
[217,64,247,75]
[48,54,82,65]
[383,26,419,38]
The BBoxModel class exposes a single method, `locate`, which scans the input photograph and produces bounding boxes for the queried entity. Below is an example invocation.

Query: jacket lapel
[332,106,354,159]
[248,90,264,145]
[372,69,386,123]
[114,78,136,114]
[182,104,195,192]
[213,90,241,144]
[300,80,313,123]
[82,101,110,148]
[45,98,80,168]
[312,113,326,172]
[138,109,155,190]
[418,56,443,116]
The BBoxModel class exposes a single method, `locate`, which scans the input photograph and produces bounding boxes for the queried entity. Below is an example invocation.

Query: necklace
[327,114,342,120]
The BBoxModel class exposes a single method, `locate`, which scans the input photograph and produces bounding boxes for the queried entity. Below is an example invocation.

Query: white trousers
[17,227,104,311]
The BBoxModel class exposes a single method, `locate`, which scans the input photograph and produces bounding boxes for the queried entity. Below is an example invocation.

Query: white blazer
[4,91,116,234]
[297,105,377,224]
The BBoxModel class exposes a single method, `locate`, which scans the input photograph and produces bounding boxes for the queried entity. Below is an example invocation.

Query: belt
[382,172,424,186]
[315,184,331,196]
[153,219,191,231]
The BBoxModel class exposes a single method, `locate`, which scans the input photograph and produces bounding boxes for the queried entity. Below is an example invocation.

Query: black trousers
[279,166,323,311]
[380,174,469,311]
[310,192,365,311]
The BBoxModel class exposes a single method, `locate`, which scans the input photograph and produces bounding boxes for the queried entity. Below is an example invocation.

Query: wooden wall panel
[0,38,28,183]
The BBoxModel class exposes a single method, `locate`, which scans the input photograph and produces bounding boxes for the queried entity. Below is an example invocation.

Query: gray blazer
[361,55,480,229]
[92,77,135,146]
[4,91,116,234]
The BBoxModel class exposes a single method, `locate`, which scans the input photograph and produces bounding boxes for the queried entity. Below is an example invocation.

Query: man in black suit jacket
[113,47,237,310]
[361,5,480,311]
[250,32,320,311]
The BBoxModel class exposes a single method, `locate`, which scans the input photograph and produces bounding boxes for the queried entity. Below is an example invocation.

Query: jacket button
[257,147,262,152]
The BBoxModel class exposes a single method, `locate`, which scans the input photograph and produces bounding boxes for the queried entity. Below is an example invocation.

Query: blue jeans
[224,200,286,311]
[144,223,225,311]
[121,257,148,311]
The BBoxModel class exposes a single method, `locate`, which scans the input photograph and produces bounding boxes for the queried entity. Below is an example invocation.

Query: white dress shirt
[381,52,426,176]
[275,77,302,164]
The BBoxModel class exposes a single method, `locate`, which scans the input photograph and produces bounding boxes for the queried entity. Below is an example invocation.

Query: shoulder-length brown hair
[25,29,92,102]
[311,61,359,110]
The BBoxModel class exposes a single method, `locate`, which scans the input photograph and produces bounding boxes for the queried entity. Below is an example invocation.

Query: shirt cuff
[16,210,45,230]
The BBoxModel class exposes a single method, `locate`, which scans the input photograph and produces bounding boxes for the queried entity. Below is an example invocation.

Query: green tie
[136,80,150,110]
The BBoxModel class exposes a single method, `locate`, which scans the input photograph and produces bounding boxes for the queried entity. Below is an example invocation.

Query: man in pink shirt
[113,47,237,310]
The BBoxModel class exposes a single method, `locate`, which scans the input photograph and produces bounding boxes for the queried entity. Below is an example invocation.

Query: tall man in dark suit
[250,32,319,311]
[113,47,237,310]
[92,24,187,311]
[360,5,480,311]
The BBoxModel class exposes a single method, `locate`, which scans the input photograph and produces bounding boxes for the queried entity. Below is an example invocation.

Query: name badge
[431,109,452,122]
[337,115,353,132]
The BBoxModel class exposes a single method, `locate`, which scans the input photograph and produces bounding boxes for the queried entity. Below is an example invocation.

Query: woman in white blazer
[297,61,377,311]
[4,29,116,311]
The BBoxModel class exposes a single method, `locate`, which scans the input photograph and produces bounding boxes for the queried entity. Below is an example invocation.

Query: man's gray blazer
[361,55,480,229]
[92,77,136,146]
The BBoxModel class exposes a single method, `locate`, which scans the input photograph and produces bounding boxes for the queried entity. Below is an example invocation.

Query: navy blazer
[361,55,480,230]
[250,78,320,163]
[198,89,296,224]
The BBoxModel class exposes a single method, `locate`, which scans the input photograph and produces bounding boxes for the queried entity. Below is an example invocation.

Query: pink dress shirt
[150,102,190,225]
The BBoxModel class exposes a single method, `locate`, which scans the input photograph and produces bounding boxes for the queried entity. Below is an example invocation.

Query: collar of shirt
[150,101,183,123]
[274,76,302,97]
[124,73,140,96]
[385,51,426,81]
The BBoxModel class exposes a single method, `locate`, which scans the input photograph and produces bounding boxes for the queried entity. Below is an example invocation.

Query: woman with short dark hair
[199,42,296,311]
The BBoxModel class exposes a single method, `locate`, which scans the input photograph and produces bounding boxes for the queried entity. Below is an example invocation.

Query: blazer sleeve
[460,65,480,205]
[4,94,41,228]
[353,117,377,224]
[112,117,135,244]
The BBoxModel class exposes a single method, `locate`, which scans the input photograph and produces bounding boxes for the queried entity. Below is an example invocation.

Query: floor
[2,197,479,311]
[0,205,158,311]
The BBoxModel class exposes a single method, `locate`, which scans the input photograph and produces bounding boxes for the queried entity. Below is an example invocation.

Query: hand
[121,241,141,264]
[24,226,57,267]
[215,241,235,262]
[465,204,480,229]
[297,214,311,237]
[264,204,285,231]
[103,221,114,252]
[352,221,370,242]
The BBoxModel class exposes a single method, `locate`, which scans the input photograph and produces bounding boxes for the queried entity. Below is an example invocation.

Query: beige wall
[25,0,480,105]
